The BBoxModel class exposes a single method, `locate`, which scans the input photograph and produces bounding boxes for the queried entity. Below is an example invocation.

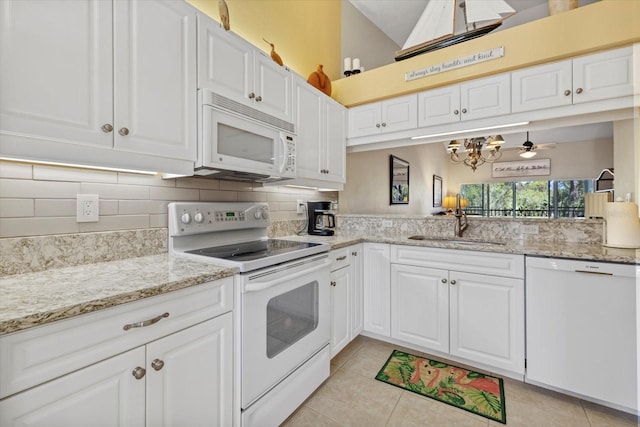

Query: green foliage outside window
[460,180,594,218]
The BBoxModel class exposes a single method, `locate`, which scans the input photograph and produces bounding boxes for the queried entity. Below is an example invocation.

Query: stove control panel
[169,202,271,235]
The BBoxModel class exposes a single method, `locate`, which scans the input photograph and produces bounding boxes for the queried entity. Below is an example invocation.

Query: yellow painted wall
[332,0,640,106]
[187,0,342,82]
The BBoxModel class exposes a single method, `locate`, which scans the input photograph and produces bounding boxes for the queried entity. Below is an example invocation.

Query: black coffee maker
[307,201,335,236]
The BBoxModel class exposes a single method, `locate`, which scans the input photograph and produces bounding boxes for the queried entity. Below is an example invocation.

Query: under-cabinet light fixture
[411,121,530,140]
[0,157,158,175]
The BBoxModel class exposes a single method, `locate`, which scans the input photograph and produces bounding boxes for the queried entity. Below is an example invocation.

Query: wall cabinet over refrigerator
[197,15,293,126]
[0,0,197,174]
[294,76,346,185]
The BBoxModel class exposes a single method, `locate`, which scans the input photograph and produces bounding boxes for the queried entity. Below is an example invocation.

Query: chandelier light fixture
[447,134,505,171]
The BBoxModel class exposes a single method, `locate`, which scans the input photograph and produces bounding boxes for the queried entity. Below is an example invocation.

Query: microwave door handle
[278,134,287,173]
[243,259,331,293]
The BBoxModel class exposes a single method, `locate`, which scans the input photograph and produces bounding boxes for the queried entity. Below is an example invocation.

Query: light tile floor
[282,336,639,427]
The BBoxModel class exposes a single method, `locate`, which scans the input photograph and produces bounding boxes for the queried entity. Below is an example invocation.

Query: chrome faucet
[454,194,468,237]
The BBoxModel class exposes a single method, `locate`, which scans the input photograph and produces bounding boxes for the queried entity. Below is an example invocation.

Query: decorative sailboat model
[395,0,516,61]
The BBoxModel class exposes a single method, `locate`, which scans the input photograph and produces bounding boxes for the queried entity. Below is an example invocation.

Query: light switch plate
[77,194,99,222]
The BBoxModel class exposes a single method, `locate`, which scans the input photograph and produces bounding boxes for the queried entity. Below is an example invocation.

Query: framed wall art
[390,155,409,204]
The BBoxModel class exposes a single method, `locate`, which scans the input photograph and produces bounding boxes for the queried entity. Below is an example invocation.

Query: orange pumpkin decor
[307,64,331,96]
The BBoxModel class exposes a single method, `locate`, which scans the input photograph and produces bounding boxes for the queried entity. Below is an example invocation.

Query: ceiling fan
[502,132,556,158]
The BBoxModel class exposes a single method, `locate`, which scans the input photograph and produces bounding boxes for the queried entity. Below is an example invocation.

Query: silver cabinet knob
[376,123,381,128]
[453,109,459,115]
[441,278,447,283]
[461,108,467,114]
[352,251,357,256]
[132,367,146,380]
[564,89,571,96]
[381,122,386,127]
[255,95,262,102]
[576,87,583,94]
[450,279,457,285]
[151,359,165,371]
[101,124,113,133]
[119,127,129,136]
[248,92,255,99]
[330,281,336,287]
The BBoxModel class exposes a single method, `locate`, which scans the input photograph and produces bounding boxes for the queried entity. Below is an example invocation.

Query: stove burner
[186,239,322,262]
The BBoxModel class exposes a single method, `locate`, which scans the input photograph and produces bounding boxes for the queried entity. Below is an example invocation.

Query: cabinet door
[449,271,524,374]
[254,52,293,123]
[348,103,382,138]
[197,15,253,106]
[294,79,323,179]
[323,99,347,183]
[572,46,634,104]
[511,60,573,113]
[417,85,461,127]
[0,0,113,148]
[460,74,511,121]
[114,0,196,160]
[391,264,449,353]
[0,347,145,427]
[330,266,351,357]
[363,243,391,337]
[349,245,364,338]
[146,313,233,427]
[381,94,417,133]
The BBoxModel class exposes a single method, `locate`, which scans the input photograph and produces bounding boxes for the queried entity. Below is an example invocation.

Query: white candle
[352,58,360,70]
[344,57,352,72]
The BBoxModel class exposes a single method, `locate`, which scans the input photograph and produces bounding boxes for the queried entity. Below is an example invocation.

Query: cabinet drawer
[330,248,350,272]
[0,278,233,399]
[391,245,524,278]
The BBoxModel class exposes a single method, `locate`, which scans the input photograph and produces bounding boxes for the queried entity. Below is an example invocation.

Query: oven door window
[266,280,319,358]
[218,123,274,166]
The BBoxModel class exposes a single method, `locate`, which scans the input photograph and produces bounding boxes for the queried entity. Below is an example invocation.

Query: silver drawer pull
[335,255,347,261]
[123,312,170,331]
[574,269,613,275]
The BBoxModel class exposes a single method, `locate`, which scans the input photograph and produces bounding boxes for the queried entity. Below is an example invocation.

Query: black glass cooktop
[186,239,322,262]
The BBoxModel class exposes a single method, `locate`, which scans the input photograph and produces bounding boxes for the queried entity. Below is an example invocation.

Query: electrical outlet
[382,220,393,228]
[77,194,99,222]
[296,200,305,214]
[521,224,539,234]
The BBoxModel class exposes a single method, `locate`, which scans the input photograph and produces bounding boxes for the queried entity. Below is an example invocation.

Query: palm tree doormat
[375,350,506,424]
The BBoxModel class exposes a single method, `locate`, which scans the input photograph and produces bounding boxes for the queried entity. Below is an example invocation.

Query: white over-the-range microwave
[194,89,296,183]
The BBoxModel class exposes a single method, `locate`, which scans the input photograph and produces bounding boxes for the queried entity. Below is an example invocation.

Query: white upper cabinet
[572,46,634,104]
[511,60,573,113]
[0,0,197,171]
[418,74,511,127]
[197,16,293,124]
[113,0,197,160]
[348,94,417,138]
[293,76,346,184]
[512,46,633,113]
[0,0,114,149]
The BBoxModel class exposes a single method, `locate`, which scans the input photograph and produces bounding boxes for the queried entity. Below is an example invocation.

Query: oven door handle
[243,259,331,293]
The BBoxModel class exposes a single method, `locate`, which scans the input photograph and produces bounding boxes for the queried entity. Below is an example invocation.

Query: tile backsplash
[0,160,337,239]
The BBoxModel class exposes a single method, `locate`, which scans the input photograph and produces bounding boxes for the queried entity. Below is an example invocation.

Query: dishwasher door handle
[574,269,613,275]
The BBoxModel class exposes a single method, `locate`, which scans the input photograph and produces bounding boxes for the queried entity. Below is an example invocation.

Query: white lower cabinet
[329,244,364,357]
[0,279,234,427]
[363,243,391,337]
[389,245,525,375]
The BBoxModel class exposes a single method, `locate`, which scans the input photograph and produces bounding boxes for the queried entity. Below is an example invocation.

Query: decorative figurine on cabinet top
[218,0,230,31]
[263,39,284,66]
[307,64,331,96]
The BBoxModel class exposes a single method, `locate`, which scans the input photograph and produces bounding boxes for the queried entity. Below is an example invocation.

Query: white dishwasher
[525,256,638,414]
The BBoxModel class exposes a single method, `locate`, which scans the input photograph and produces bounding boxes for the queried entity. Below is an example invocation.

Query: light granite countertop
[282,232,640,264]
[0,254,237,335]
[2,234,637,336]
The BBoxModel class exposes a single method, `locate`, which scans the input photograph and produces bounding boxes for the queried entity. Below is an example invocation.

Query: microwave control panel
[284,137,296,175]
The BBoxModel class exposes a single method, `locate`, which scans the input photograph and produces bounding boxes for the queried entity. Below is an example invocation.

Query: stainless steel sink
[407,236,505,246]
